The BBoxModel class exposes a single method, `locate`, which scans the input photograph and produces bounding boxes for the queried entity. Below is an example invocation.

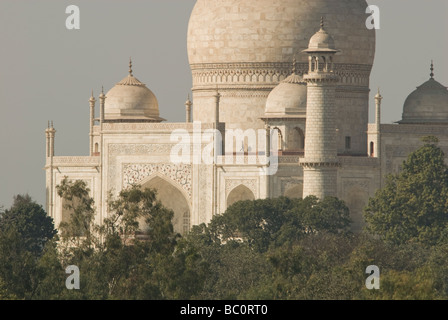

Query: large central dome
[187,0,376,154]
[188,0,375,66]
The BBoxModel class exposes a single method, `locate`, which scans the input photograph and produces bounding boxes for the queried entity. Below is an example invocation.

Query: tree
[209,196,351,252]
[56,178,95,246]
[55,180,204,300]
[0,195,57,299]
[0,194,56,256]
[364,137,448,245]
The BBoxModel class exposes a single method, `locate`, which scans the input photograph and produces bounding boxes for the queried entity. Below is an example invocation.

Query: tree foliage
[364,138,448,245]
[1,170,447,300]
[0,195,57,299]
[208,196,351,252]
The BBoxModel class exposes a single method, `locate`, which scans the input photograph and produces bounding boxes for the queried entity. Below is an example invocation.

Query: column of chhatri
[300,18,340,199]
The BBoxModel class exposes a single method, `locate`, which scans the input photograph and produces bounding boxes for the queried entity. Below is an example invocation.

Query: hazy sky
[0,0,447,209]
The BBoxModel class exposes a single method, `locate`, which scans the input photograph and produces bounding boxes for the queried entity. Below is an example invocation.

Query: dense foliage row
[1,137,447,300]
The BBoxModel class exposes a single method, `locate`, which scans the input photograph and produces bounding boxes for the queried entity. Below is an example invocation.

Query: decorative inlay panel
[123,163,192,199]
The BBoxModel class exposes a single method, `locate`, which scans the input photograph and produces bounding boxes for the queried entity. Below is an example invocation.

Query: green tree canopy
[56,178,95,244]
[364,137,448,245]
[0,194,57,256]
[206,196,351,252]
[0,195,57,299]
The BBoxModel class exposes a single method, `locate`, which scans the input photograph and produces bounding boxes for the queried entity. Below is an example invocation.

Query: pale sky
[0,0,447,209]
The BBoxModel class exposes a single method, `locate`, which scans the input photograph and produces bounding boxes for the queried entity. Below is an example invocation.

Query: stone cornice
[47,156,100,168]
[191,62,372,88]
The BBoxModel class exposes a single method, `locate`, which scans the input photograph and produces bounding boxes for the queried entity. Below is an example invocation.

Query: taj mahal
[45,0,448,234]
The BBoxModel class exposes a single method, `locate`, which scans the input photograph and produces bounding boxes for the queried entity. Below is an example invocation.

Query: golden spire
[129,57,133,76]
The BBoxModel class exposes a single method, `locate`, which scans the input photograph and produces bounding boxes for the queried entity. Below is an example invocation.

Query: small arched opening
[227,184,255,208]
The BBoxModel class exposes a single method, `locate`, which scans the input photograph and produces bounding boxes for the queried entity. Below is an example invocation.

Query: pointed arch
[272,127,283,151]
[140,174,191,235]
[287,127,305,151]
[227,184,255,208]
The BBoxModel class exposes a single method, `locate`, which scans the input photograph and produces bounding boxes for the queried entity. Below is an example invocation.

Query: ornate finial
[89,90,95,103]
[430,60,434,79]
[129,57,133,76]
[375,87,382,99]
[185,93,192,105]
[99,86,105,99]
[48,120,50,129]
[320,16,324,28]
[292,58,297,75]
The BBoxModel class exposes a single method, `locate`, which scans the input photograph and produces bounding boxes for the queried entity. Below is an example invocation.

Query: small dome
[265,73,307,117]
[400,77,448,124]
[307,29,336,52]
[104,62,164,122]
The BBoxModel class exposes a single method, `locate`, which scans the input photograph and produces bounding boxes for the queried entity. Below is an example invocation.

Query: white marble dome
[187,0,375,66]
[305,22,338,52]
[104,68,163,122]
[265,73,307,117]
[400,77,448,124]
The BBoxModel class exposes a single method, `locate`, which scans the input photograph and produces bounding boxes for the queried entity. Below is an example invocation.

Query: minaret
[45,121,56,217]
[374,88,382,158]
[99,86,106,127]
[300,18,340,199]
[185,94,192,123]
[89,90,96,156]
[48,121,56,158]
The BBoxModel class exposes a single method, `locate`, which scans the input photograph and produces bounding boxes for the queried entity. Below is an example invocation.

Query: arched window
[273,127,283,151]
[370,142,374,157]
[287,127,305,151]
[94,143,99,154]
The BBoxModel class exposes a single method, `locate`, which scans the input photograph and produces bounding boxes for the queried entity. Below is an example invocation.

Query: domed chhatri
[399,62,448,124]
[104,59,164,122]
[303,17,338,53]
